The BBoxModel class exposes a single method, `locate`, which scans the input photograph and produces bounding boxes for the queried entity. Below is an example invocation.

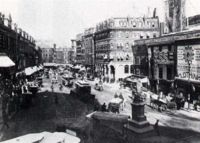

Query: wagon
[62,74,74,87]
[108,98,123,113]
[94,83,103,91]
[150,95,177,111]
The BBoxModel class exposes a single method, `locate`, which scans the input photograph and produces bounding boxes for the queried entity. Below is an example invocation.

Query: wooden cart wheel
[161,104,167,111]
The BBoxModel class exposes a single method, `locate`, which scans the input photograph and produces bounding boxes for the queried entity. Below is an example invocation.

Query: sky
[0,0,200,47]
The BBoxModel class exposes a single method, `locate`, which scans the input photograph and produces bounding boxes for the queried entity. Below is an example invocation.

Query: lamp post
[184,45,194,95]
[183,46,193,80]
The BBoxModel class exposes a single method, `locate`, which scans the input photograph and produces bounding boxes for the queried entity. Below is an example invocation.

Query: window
[167,66,172,80]
[136,69,140,75]
[135,57,141,65]
[126,32,129,38]
[125,43,129,49]
[159,46,162,52]
[153,33,157,38]
[159,67,163,79]
[130,65,134,73]
[110,43,114,49]
[168,45,172,52]
[126,54,129,60]
[146,35,150,39]
[124,65,129,74]
[132,21,136,27]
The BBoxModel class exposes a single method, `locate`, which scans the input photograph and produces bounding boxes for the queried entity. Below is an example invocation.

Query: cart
[94,83,103,91]
[150,95,177,111]
[108,98,123,113]
[62,75,74,87]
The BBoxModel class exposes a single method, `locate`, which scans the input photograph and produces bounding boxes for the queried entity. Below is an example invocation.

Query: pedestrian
[119,93,125,110]
[51,84,54,92]
[114,92,118,98]
[1,88,9,129]
[154,119,160,136]
[2,110,9,129]
[59,83,63,91]
[101,103,107,112]
[54,94,58,104]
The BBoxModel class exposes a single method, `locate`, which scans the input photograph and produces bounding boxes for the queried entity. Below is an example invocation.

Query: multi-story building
[0,13,41,77]
[54,47,69,64]
[41,47,55,63]
[94,16,160,82]
[75,33,85,65]
[133,26,200,99]
[67,40,76,65]
[83,27,95,74]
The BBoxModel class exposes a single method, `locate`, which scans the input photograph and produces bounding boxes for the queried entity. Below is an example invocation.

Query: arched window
[124,65,129,74]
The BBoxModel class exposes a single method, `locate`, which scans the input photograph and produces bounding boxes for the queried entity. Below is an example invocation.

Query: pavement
[0,75,93,142]
[87,79,200,134]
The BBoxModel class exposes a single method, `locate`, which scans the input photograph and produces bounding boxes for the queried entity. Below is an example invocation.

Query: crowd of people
[0,73,42,129]
[150,90,200,111]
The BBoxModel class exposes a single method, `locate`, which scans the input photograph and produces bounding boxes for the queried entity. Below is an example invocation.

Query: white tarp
[0,53,15,67]
[109,98,123,104]
[0,132,80,143]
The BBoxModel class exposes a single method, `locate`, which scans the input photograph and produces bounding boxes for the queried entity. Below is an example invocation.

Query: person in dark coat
[2,110,9,129]
[101,103,107,112]
[154,119,160,136]
[1,89,9,129]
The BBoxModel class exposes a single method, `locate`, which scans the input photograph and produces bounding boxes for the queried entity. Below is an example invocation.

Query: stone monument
[124,79,153,141]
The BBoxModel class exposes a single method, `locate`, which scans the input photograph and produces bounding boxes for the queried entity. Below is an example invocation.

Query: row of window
[96,20,157,30]
[124,65,134,74]
[118,20,157,28]
[95,31,158,40]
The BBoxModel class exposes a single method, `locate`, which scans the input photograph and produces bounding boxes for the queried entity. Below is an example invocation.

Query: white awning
[24,67,37,76]
[0,53,15,67]
[43,63,57,67]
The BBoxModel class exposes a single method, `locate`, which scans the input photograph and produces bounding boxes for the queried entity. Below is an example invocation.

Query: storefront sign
[177,45,200,81]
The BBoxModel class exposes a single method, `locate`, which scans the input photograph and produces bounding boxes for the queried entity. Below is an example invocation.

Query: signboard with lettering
[153,47,173,65]
[177,45,200,81]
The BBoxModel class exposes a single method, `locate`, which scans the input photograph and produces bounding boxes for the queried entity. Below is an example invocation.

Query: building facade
[134,28,200,101]
[41,47,55,63]
[83,28,95,74]
[75,33,85,65]
[94,17,160,82]
[0,13,41,76]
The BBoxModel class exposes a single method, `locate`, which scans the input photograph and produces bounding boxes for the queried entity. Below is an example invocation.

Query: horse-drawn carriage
[108,98,123,113]
[150,94,177,111]
[94,82,103,91]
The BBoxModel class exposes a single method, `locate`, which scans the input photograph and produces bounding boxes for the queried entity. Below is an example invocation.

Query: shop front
[175,38,200,101]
